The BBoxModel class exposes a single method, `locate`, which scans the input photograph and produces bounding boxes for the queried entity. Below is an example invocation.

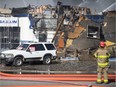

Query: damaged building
[51,3,116,60]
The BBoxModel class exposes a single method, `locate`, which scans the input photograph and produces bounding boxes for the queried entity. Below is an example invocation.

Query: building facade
[0,16,38,50]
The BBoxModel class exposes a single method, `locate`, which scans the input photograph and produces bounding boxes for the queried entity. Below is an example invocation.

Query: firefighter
[94,41,110,84]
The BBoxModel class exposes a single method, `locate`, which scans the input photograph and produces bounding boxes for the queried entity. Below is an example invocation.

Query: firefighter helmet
[100,41,106,47]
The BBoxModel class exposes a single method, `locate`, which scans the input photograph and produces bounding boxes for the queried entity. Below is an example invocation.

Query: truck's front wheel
[13,57,23,66]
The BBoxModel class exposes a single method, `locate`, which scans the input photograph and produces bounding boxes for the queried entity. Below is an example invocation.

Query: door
[24,44,46,59]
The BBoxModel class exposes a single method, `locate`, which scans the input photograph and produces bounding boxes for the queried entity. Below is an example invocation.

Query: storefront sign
[0,17,18,27]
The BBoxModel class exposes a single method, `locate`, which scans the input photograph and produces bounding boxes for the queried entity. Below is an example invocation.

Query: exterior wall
[19,17,56,43]
[0,16,38,50]
[8,17,56,43]
[19,17,38,43]
[47,31,55,42]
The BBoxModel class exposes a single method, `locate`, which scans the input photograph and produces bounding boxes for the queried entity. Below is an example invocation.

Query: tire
[13,57,23,66]
[43,55,51,65]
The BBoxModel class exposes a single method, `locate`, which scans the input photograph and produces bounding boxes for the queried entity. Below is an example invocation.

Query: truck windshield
[17,44,29,50]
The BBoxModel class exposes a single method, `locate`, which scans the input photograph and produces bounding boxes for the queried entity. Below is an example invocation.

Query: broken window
[87,25,100,39]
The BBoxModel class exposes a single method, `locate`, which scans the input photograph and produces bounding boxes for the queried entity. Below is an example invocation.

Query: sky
[0,0,115,13]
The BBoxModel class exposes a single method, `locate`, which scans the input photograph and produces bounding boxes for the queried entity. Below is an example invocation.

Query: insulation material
[105,40,116,47]
[68,26,85,39]
[102,15,116,42]
[0,8,11,14]
[66,39,73,47]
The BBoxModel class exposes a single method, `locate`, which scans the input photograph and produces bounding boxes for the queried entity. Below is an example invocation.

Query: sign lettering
[0,17,18,27]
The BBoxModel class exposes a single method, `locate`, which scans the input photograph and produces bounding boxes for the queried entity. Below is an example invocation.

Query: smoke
[0,0,115,12]
[79,0,115,14]
[22,0,27,6]
[52,0,82,6]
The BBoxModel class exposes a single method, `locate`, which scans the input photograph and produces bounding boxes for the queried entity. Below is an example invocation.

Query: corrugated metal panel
[102,15,116,42]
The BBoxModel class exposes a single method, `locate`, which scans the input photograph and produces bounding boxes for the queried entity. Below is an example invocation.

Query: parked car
[0,42,57,66]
